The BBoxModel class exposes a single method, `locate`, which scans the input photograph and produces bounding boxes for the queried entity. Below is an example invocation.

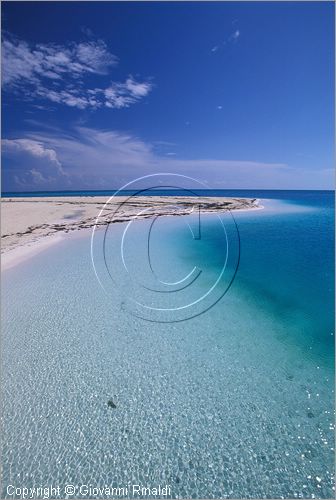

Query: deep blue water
[1,191,335,498]
[2,188,334,203]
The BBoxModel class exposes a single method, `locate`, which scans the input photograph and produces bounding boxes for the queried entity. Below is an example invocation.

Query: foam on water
[1,193,334,498]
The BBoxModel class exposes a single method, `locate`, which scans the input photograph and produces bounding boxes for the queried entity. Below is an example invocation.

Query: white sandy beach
[1,196,260,270]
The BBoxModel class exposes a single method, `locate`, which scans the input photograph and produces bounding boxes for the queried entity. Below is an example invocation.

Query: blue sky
[1,1,334,191]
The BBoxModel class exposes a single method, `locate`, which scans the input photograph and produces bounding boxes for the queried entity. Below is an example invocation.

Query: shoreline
[1,195,262,271]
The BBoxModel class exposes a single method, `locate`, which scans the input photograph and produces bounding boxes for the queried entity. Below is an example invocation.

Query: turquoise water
[1,192,334,498]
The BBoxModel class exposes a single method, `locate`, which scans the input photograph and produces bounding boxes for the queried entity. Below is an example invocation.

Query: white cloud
[29,168,49,185]
[211,29,241,53]
[75,41,116,74]
[2,138,67,186]
[3,126,332,190]
[2,34,153,110]
[104,76,153,109]
[125,76,152,97]
[2,138,64,173]
[2,37,117,87]
[230,30,240,42]
[35,88,97,110]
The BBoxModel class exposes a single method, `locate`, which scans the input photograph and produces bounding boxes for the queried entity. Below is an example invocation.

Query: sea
[1,190,334,498]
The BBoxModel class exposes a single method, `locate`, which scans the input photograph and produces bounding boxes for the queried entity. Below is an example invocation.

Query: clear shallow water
[1,192,334,498]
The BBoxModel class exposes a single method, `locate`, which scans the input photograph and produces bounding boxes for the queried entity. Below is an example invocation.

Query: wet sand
[1,196,261,269]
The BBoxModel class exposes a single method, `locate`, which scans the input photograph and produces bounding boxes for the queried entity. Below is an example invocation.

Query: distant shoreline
[2,188,333,198]
[1,195,261,271]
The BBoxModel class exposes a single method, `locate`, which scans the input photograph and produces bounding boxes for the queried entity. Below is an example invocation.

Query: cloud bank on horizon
[2,127,333,191]
[1,2,334,191]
